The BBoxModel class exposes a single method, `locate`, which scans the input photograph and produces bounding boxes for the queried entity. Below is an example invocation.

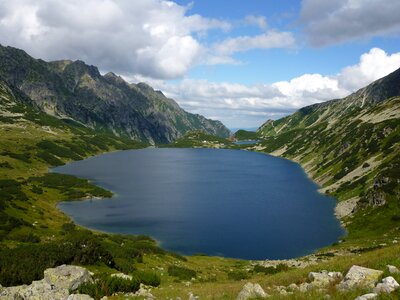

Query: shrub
[10,233,41,243]
[391,215,400,221]
[114,258,135,274]
[36,151,64,166]
[76,275,140,299]
[133,270,161,287]
[31,186,43,194]
[1,151,31,163]
[227,270,251,281]
[0,162,13,169]
[167,265,197,280]
[0,243,75,286]
[253,263,289,275]
[61,222,76,233]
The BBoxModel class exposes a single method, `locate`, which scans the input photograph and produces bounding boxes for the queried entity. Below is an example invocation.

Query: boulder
[0,284,29,300]
[287,283,299,291]
[373,276,400,294]
[354,293,378,300]
[134,283,155,299]
[68,294,94,300]
[0,280,69,300]
[188,292,199,300]
[387,265,400,274]
[298,282,312,293]
[336,265,383,290]
[237,282,268,300]
[44,264,92,291]
[308,270,342,287]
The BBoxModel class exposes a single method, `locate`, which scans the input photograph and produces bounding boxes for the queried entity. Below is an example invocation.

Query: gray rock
[68,294,94,300]
[44,264,92,291]
[354,293,378,300]
[287,283,299,291]
[237,282,268,300]
[134,283,155,299]
[0,280,69,300]
[373,276,399,294]
[0,284,29,300]
[298,282,312,293]
[387,265,400,274]
[336,265,383,290]
[188,292,199,300]
[308,270,343,287]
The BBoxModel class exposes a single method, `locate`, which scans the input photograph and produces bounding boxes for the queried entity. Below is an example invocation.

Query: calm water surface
[233,140,259,145]
[56,148,344,260]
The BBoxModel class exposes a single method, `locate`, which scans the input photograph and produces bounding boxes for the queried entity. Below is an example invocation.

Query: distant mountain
[0,45,230,144]
[256,68,400,236]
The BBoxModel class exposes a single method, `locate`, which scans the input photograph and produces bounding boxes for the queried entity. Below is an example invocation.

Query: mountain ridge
[255,68,400,239]
[0,45,230,143]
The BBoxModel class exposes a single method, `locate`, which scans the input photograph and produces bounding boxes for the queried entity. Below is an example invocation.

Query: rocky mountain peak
[0,45,230,143]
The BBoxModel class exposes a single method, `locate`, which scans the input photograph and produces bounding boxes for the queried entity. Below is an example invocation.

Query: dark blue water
[56,148,344,260]
[234,140,259,145]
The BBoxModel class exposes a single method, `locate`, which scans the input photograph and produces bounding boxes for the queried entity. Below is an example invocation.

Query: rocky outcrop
[0,265,93,300]
[237,282,268,300]
[373,276,399,294]
[0,45,230,144]
[44,264,93,291]
[336,265,383,290]
[133,283,155,299]
[256,67,400,218]
[354,293,378,300]
[387,265,400,274]
[308,270,343,287]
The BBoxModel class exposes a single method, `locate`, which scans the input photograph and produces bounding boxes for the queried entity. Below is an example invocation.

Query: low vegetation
[233,129,260,141]
[1,68,400,300]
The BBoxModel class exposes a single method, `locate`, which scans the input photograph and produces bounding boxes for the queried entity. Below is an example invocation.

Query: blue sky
[1,0,400,128]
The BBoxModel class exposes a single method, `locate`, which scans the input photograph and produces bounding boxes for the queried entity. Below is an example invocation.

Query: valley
[0,46,399,300]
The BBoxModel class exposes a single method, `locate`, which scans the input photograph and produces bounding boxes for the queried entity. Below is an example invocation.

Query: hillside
[256,68,400,240]
[1,64,400,299]
[0,45,230,144]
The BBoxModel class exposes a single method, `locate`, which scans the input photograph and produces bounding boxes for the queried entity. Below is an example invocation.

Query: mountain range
[254,67,400,238]
[0,45,230,144]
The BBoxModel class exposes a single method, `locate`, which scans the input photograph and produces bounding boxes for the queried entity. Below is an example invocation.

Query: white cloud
[300,0,400,46]
[141,48,400,128]
[338,48,400,91]
[244,15,268,30]
[0,0,229,79]
[213,30,295,56]
[0,0,293,79]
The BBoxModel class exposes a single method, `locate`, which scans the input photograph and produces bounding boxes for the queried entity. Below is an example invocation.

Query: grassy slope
[256,95,400,242]
[1,76,400,299]
[233,129,261,141]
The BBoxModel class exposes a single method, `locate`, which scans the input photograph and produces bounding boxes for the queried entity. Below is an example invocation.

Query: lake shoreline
[55,147,345,261]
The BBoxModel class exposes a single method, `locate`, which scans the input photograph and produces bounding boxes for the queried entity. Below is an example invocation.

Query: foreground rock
[336,265,383,290]
[308,270,343,287]
[0,265,93,300]
[373,276,400,294]
[354,293,378,300]
[237,282,268,300]
[44,264,93,291]
[387,265,400,274]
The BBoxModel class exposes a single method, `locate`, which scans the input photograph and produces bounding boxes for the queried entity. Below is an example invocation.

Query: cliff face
[0,45,230,144]
[256,68,400,230]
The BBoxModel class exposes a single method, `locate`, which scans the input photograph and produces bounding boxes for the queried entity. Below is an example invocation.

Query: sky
[1,0,400,129]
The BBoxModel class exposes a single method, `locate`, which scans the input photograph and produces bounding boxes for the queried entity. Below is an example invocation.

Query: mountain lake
[56,148,345,260]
